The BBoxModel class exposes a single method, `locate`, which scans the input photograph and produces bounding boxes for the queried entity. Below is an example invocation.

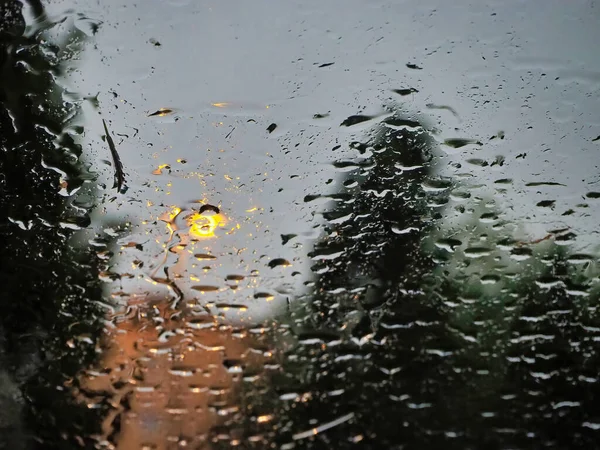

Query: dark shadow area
[1,1,105,448]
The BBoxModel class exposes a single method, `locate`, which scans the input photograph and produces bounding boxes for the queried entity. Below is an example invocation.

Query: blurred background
[1,0,600,448]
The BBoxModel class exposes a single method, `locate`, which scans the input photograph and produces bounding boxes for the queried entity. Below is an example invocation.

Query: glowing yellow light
[188,212,226,239]
[246,207,258,212]
[211,102,230,108]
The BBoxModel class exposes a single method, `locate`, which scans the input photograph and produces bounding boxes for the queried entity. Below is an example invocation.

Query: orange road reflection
[75,205,272,449]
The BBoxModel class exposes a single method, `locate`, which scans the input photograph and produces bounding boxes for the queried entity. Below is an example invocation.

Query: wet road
[1,0,600,448]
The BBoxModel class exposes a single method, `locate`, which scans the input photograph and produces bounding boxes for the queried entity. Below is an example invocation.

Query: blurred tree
[0,1,104,448]
[261,109,600,450]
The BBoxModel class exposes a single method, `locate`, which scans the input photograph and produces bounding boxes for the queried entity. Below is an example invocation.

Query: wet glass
[1,0,600,448]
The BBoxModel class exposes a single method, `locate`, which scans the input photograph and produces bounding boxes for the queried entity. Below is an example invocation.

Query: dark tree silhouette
[258,110,600,450]
[1,2,104,448]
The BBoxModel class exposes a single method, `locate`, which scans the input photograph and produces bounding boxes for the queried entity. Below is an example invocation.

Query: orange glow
[159,206,182,225]
[152,163,170,175]
[211,102,230,108]
[188,212,226,239]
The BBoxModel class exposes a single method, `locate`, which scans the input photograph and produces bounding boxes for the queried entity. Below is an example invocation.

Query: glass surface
[1,0,600,448]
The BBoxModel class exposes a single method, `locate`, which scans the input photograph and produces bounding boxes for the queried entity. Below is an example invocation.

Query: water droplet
[226,274,245,281]
[253,292,275,301]
[191,285,220,292]
[567,254,593,264]
[536,200,555,208]
[435,238,463,252]
[391,225,419,235]
[464,247,493,258]
[268,258,291,268]
[510,247,532,261]
[443,138,483,148]
[195,253,217,260]
[481,274,501,285]
[147,107,174,117]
